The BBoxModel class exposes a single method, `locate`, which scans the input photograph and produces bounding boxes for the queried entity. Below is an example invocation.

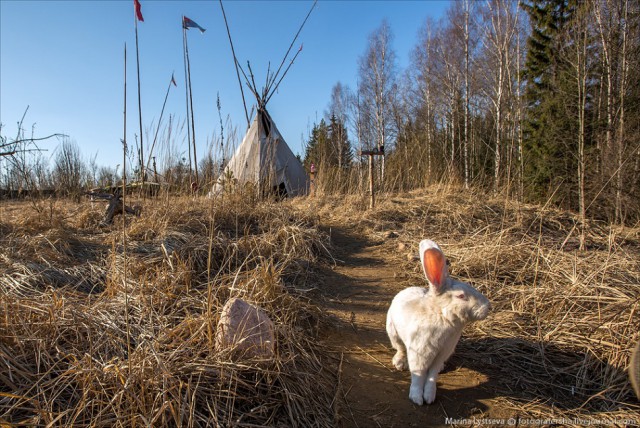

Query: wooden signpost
[358,146,384,209]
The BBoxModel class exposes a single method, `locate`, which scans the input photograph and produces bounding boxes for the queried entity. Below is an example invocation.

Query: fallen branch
[96,189,141,225]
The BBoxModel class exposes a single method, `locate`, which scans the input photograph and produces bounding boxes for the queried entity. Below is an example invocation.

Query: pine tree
[521,0,577,203]
[328,114,353,169]
[304,117,352,170]
[303,120,330,170]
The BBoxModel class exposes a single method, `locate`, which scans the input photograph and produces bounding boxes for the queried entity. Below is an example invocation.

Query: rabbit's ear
[422,247,449,293]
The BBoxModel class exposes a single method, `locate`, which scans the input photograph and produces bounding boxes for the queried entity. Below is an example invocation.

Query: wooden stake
[310,171,316,197]
[359,149,382,209]
[369,154,374,209]
[152,156,158,183]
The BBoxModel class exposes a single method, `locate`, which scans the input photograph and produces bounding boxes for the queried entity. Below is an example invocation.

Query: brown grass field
[1,186,639,427]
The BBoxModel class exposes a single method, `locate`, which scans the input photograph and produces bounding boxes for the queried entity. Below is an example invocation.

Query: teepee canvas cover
[210,108,309,197]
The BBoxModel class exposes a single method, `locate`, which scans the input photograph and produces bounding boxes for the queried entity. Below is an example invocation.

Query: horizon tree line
[2,0,639,226]
[303,0,639,225]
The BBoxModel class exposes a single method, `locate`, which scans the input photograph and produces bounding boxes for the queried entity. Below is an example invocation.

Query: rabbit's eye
[456,293,466,300]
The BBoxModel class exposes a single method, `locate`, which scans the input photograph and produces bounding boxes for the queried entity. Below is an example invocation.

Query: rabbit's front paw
[409,385,424,405]
[423,381,436,404]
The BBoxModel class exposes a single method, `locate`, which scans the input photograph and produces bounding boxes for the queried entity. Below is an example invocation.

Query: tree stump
[100,189,141,225]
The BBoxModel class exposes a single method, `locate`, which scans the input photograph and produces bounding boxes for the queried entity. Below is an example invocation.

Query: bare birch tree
[358,19,398,186]
[615,0,630,223]
[479,0,520,192]
[327,82,352,170]
[564,1,591,249]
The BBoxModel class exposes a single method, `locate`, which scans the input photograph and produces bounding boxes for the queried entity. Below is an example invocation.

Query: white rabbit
[386,239,491,405]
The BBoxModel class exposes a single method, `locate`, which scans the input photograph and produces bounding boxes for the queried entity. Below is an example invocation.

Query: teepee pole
[247,61,260,106]
[265,45,303,106]
[267,0,316,95]
[219,0,250,128]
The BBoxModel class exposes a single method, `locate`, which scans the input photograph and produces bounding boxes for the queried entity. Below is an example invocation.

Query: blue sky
[1,0,449,172]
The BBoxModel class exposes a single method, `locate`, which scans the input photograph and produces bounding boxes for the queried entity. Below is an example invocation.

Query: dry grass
[0,194,336,427]
[299,184,640,424]
[2,185,639,426]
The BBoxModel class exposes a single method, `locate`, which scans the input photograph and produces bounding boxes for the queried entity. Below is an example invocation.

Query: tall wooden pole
[122,42,131,368]
[123,44,128,194]
[359,149,380,209]
[369,154,374,209]
[182,25,193,185]
[184,27,199,186]
[134,12,145,183]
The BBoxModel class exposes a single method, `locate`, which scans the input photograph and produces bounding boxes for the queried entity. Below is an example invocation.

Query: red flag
[171,73,177,87]
[134,0,144,22]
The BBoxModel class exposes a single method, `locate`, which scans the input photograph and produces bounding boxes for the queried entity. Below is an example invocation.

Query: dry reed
[300,185,640,424]
[3,185,639,426]
[0,194,336,427]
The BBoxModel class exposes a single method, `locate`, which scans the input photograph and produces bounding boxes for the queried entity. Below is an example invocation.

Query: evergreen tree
[328,114,353,169]
[521,0,577,203]
[303,117,353,170]
[303,120,330,170]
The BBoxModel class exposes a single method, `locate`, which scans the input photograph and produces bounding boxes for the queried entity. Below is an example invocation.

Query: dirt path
[316,225,498,427]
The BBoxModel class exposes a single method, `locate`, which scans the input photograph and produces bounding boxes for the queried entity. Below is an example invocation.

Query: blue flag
[183,16,205,33]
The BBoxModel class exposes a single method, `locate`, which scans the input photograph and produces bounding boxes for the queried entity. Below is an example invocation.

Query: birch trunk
[616,0,629,224]
[575,10,588,250]
[463,0,470,189]
[594,3,614,185]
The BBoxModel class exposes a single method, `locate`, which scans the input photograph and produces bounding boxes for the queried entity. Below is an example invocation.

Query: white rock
[216,297,275,359]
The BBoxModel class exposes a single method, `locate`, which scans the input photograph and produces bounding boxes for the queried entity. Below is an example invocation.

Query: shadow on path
[314,224,638,427]
[314,224,502,427]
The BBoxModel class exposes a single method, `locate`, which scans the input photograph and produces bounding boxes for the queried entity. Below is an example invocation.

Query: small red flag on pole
[171,73,177,87]
[134,0,144,22]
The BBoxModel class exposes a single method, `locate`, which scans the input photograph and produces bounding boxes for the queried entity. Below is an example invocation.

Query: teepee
[209,106,308,197]
[209,1,315,198]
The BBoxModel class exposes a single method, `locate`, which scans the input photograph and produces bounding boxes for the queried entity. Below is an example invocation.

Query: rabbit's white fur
[386,240,491,405]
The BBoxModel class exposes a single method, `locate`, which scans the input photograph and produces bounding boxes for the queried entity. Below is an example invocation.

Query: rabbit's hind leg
[392,348,408,371]
[386,319,408,370]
